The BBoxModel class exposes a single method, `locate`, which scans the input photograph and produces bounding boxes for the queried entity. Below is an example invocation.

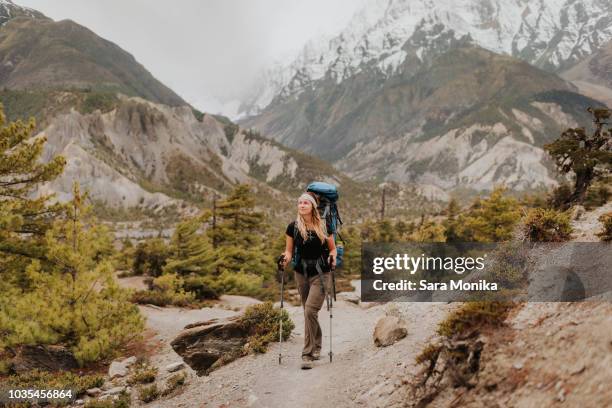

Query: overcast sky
[18,0,366,115]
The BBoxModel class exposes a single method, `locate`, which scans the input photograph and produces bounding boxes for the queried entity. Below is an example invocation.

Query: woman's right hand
[282,251,292,268]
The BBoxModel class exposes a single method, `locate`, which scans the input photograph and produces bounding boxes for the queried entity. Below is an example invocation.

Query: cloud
[18,0,366,115]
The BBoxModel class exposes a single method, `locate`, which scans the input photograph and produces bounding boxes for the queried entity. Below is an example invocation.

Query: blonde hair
[296,192,327,243]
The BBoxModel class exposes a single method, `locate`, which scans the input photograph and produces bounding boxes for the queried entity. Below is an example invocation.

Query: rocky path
[571,201,612,242]
[121,277,450,408]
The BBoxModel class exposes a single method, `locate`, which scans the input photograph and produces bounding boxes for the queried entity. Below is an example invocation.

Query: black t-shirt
[286,221,329,275]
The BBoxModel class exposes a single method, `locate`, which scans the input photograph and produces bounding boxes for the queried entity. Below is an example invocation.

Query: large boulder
[170,316,249,375]
[9,345,79,374]
[373,316,408,347]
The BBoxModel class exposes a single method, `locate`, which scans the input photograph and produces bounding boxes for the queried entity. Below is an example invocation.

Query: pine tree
[0,184,144,365]
[164,212,213,275]
[545,107,612,208]
[113,238,136,272]
[132,238,171,277]
[210,184,265,248]
[454,187,521,242]
[207,184,273,283]
[394,220,413,240]
[410,221,446,242]
[0,105,66,266]
[341,225,362,275]
[443,199,461,242]
[376,219,398,242]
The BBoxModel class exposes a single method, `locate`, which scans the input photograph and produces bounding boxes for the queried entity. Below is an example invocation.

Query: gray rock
[86,388,102,397]
[104,386,126,396]
[338,292,360,304]
[373,316,408,347]
[166,362,185,372]
[108,356,136,379]
[123,356,137,367]
[108,361,129,379]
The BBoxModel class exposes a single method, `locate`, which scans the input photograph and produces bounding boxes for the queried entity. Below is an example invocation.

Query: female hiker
[281,191,336,369]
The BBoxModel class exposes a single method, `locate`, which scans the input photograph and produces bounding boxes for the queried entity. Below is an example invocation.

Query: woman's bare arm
[326,235,337,267]
[282,234,293,267]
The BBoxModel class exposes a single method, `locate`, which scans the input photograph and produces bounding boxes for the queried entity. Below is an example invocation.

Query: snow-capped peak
[240,0,612,117]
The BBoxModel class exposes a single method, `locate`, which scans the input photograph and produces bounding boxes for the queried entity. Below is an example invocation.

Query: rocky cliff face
[36,96,361,213]
[243,45,602,192]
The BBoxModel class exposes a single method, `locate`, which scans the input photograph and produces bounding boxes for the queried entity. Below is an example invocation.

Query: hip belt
[301,257,328,297]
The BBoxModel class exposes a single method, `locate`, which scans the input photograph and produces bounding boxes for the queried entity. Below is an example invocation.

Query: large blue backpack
[292,181,344,269]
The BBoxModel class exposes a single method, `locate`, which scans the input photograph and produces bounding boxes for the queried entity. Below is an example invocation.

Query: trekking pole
[277,255,285,365]
[328,255,335,363]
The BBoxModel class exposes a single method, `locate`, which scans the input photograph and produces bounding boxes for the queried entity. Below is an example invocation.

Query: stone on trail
[166,361,185,372]
[373,316,407,347]
[108,356,136,379]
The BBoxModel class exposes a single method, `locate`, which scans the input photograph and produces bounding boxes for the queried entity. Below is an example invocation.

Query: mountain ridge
[242,44,605,191]
[240,0,612,117]
[0,14,187,107]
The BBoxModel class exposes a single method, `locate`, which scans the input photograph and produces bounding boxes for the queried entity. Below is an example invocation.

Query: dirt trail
[571,201,612,241]
[122,277,450,408]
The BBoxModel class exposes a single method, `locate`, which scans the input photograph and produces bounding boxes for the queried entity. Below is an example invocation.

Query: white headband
[298,193,317,207]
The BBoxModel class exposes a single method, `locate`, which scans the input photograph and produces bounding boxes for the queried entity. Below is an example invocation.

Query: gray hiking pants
[294,270,331,357]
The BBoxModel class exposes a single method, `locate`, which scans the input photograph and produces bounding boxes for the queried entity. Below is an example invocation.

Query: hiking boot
[312,349,321,360]
[301,355,314,370]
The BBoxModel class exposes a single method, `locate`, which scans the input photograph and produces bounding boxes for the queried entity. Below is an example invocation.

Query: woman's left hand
[329,252,337,268]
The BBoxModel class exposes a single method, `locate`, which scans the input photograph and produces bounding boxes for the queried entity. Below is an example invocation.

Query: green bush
[162,372,187,396]
[239,302,294,354]
[131,273,196,307]
[138,384,159,403]
[80,92,118,114]
[1,369,104,399]
[127,362,157,385]
[597,212,612,241]
[204,270,264,298]
[182,275,219,300]
[131,289,195,307]
[437,301,512,339]
[522,208,572,242]
[415,343,442,365]
[84,391,130,408]
[484,242,528,289]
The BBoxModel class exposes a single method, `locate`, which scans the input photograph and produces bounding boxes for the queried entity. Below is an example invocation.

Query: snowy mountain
[562,39,612,108]
[240,0,612,117]
[242,42,604,191]
[0,0,46,25]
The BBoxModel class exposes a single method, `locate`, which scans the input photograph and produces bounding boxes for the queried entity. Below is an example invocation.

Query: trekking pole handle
[277,254,286,270]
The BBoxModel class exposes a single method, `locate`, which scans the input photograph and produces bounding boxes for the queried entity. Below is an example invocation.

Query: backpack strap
[292,222,301,271]
[293,221,299,243]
